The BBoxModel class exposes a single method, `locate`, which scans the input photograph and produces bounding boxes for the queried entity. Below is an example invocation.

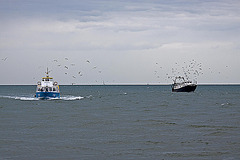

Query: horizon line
[1,83,240,86]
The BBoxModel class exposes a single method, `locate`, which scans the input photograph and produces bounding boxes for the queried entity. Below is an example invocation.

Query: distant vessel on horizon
[172,76,197,92]
[35,68,60,99]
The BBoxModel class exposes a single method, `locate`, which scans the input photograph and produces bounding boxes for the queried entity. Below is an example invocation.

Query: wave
[0,95,84,101]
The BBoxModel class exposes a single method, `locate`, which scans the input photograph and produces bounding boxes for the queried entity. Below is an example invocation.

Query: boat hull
[36,92,60,99]
[172,85,197,92]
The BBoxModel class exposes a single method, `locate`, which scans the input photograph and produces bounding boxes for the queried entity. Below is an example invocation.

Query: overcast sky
[0,0,240,85]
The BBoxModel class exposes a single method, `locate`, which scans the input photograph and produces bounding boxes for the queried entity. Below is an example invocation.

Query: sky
[0,0,240,85]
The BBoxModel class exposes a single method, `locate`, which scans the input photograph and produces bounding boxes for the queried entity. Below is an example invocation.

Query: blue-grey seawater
[0,85,240,160]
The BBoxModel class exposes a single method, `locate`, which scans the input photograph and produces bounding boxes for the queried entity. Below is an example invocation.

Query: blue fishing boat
[35,68,60,99]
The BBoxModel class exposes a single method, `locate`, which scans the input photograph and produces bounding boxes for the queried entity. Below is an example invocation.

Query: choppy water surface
[0,85,240,159]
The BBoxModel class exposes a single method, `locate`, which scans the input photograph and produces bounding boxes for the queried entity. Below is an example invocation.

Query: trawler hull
[172,85,197,92]
[36,92,60,99]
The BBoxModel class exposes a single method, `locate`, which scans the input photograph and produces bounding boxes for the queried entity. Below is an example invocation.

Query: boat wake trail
[16,97,39,101]
[0,95,84,101]
[0,96,39,101]
[60,96,84,101]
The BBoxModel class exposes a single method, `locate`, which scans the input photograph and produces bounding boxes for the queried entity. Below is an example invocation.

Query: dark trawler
[172,76,197,92]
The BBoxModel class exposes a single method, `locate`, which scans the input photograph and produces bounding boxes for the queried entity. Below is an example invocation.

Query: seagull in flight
[1,57,8,61]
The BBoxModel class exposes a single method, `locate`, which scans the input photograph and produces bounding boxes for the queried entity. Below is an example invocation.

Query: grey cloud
[1,0,240,84]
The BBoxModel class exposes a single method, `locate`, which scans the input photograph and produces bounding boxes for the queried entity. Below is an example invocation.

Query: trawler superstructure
[36,68,60,99]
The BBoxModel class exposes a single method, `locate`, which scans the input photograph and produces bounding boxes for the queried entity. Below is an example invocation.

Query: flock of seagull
[50,57,103,84]
[154,59,207,83]
[170,60,204,81]
[154,59,230,84]
[50,58,207,84]
[1,56,230,84]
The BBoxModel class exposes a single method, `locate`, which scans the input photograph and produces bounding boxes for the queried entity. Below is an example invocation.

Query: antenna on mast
[45,67,51,77]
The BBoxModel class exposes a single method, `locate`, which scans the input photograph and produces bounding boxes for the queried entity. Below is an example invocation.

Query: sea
[0,85,240,160]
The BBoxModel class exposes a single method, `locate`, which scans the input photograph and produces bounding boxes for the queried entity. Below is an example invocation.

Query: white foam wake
[0,96,39,101]
[15,97,40,101]
[60,96,84,100]
[0,95,84,101]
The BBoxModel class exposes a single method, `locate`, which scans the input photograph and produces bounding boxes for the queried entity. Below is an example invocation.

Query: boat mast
[45,67,50,77]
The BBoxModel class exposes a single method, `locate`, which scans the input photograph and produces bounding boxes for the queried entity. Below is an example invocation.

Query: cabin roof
[42,77,53,79]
